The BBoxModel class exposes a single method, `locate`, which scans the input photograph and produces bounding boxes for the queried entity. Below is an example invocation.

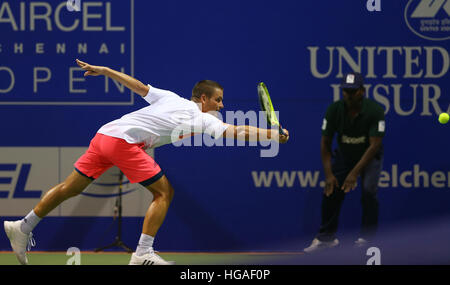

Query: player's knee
[147,176,174,202]
[152,185,174,203]
[161,186,174,202]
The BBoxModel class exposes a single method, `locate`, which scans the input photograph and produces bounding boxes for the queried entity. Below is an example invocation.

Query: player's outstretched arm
[223,125,289,143]
[75,59,149,97]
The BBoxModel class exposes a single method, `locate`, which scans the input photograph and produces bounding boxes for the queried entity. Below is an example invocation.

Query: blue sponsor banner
[0,0,449,254]
[0,0,133,105]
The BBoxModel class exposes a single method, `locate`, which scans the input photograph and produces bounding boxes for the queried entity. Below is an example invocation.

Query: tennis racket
[257,82,287,136]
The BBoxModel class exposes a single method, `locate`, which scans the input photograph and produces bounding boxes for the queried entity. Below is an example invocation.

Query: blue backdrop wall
[0,0,449,252]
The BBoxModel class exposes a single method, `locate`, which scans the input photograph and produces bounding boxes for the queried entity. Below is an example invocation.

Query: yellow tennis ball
[439,113,449,124]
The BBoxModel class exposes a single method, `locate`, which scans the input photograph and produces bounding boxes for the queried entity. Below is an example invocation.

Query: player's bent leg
[142,174,174,237]
[129,174,175,265]
[34,169,93,218]
[4,170,93,265]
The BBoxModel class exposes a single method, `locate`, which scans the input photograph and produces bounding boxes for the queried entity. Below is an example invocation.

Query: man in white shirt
[4,59,289,265]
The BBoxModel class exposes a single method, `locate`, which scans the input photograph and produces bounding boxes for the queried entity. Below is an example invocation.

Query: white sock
[20,210,42,235]
[135,233,154,256]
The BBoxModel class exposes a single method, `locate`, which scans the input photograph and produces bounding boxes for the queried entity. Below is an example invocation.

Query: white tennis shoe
[4,220,36,265]
[303,238,339,253]
[128,251,175,265]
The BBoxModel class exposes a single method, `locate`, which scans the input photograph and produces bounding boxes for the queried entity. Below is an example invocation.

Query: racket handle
[279,125,287,136]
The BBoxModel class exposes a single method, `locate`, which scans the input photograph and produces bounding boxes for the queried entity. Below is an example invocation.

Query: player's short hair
[191,80,223,101]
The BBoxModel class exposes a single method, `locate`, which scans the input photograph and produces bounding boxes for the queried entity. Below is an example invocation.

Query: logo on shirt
[378,120,385,132]
[342,135,366,144]
[322,119,327,130]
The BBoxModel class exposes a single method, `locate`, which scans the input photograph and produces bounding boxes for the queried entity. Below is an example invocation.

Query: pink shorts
[74,133,163,185]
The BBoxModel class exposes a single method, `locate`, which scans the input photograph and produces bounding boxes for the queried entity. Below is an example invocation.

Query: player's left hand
[341,172,358,193]
[76,59,106,76]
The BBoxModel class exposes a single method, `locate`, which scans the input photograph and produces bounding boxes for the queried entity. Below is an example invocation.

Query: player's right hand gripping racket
[257,82,287,136]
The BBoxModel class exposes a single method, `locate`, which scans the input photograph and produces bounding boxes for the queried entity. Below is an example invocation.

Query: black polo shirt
[322,98,385,164]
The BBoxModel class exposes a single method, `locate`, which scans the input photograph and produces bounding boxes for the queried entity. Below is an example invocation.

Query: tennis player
[4,59,289,265]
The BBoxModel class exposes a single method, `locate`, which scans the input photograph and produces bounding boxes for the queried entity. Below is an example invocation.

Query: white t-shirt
[97,85,229,148]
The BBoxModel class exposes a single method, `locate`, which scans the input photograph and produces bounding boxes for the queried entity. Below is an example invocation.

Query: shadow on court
[263,215,450,265]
